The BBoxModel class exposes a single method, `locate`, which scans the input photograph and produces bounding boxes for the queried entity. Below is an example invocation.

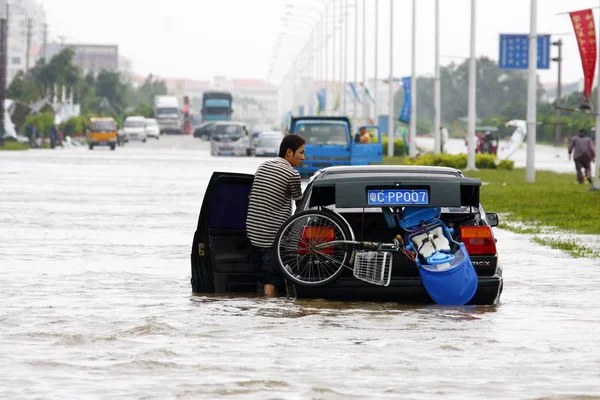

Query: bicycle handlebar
[313,240,399,252]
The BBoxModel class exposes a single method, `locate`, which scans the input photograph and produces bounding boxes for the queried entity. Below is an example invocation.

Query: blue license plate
[367,189,429,205]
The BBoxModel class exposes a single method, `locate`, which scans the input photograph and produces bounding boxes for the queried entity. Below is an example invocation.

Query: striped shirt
[246,157,302,248]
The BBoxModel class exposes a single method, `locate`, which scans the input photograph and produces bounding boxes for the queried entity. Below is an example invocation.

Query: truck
[289,116,383,176]
[201,91,233,123]
[154,95,183,134]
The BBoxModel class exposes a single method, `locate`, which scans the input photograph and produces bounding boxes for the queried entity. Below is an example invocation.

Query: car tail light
[460,226,497,255]
[299,226,335,255]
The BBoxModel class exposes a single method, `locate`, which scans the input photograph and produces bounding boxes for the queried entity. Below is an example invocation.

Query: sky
[39,0,600,86]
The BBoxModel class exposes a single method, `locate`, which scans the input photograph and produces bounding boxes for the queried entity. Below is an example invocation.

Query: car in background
[144,118,160,139]
[209,121,251,156]
[87,117,118,150]
[193,122,215,141]
[251,124,275,140]
[253,130,284,157]
[123,116,147,142]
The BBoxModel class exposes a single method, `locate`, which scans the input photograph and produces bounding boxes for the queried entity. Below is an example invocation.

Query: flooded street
[1,136,599,399]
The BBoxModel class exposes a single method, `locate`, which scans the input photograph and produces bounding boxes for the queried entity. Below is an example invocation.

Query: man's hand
[568,153,572,161]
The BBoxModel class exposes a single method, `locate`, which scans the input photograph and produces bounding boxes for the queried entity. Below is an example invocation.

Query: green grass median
[463,169,599,235]
[0,142,30,151]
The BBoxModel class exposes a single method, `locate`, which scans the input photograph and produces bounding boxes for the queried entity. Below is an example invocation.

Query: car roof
[258,130,283,136]
[307,166,481,209]
[312,165,467,181]
[214,121,245,126]
[125,116,145,120]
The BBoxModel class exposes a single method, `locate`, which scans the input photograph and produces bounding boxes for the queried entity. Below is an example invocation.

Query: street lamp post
[362,0,367,125]
[409,0,417,158]
[387,0,394,158]
[433,0,441,155]
[342,0,349,115]
[466,0,477,171]
[353,0,358,125]
[526,0,537,183]
[374,0,379,124]
[592,0,600,191]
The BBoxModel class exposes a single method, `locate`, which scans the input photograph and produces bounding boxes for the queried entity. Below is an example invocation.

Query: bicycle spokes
[277,214,349,285]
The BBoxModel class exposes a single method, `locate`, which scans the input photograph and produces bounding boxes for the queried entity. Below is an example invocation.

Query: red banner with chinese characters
[569,9,597,99]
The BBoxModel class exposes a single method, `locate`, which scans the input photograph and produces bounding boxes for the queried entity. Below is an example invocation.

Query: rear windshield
[296,122,348,146]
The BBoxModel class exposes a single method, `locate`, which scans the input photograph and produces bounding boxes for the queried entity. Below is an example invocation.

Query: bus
[201,91,233,122]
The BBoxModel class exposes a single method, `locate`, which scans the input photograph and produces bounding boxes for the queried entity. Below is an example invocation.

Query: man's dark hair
[279,134,305,158]
[579,129,588,136]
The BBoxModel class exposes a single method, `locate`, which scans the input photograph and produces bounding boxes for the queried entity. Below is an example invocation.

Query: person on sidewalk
[568,129,596,184]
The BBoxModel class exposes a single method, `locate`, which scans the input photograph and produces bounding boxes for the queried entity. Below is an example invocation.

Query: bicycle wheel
[275,209,353,287]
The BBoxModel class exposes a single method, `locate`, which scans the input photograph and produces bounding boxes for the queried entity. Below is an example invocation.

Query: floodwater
[1,136,599,399]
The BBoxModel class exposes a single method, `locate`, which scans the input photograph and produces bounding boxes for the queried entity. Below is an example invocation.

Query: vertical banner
[316,88,327,114]
[334,83,340,111]
[361,82,375,103]
[569,9,597,102]
[398,77,411,123]
[348,83,363,104]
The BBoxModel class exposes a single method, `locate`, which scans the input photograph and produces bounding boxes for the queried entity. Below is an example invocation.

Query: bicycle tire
[275,209,353,287]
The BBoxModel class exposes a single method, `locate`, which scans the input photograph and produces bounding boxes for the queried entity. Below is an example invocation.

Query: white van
[123,116,148,142]
[144,118,160,139]
[210,121,251,156]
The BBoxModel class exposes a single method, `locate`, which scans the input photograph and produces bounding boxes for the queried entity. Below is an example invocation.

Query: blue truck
[289,116,383,176]
[201,91,233,122]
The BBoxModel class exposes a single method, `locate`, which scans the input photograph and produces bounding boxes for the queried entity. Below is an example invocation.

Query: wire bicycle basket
[353,251,393,287]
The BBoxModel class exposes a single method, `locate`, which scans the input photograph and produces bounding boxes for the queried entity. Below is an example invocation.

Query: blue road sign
[498,34,551,69]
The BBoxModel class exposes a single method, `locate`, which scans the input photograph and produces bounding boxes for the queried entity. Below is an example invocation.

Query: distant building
[0,0,47,85]
[65,44,119,76]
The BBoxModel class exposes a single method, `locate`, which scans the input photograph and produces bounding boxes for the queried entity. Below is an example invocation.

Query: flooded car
[191,165,503,305]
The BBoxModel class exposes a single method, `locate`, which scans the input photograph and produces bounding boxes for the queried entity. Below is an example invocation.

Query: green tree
[136,74,168,106]
[6,71,41,103]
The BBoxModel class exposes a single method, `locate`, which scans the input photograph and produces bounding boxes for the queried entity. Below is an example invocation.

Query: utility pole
[25,18,32,73]
[551,39,563,146]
